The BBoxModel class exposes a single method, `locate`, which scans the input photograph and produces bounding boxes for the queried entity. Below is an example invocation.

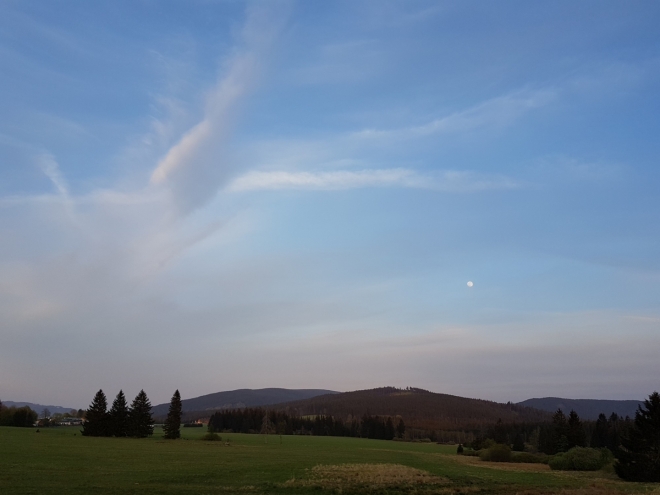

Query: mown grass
[1,426,659,494]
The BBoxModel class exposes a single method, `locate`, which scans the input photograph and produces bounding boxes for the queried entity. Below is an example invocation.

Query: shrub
[200,433,222,441]
[549,447,613,471]
[511,452,548,464]
[480,444,512,462]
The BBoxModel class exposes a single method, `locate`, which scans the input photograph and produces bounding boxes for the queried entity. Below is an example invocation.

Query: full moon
[467,281,474,287]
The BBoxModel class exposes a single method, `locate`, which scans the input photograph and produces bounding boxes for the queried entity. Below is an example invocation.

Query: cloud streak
[150,3,290,214]
[38,153,69,198]
[228,168,521,192]
[352,89,556,141]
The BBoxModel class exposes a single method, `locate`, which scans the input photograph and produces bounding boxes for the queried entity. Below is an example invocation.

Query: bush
[511,452,548,464]
[200,433,222,441]
[549,447,613,471]
[479,444,512,462]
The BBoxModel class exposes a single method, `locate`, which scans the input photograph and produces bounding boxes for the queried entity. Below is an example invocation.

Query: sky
[1,0,659,409]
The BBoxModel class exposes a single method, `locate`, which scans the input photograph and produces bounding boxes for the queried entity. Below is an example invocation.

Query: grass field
[1,426,659,494]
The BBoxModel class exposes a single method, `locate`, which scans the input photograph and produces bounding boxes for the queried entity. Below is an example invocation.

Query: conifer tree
[591,413,609,448]
[551,408,569,453]
[567,409,586,448]
[128,389,154,438]
[109,390,129,437]
[163,390,182,440]
[615,391,660,482]
[82,389,109,437]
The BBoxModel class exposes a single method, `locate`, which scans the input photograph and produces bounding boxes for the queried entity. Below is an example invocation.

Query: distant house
[57,418,83,426]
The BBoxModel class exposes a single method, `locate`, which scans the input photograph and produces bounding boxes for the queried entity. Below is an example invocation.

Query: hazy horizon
[1,1,659,409]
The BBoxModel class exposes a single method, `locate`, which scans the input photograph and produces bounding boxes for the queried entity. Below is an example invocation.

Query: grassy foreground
[1,426,658,494]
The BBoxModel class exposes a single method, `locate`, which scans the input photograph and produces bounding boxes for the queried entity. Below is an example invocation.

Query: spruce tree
[551,408,569,453]
[109,390,129,437]
[128,389,154,438]
[615,391,660,482]
[163,390,182,440]
[591,413,609,448]
[567,410,586,448]
[81,389,109,437]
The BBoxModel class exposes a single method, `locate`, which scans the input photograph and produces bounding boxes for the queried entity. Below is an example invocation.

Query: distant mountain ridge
[273,387,550,430]
[517,397,643,421]
[1,401,76,415]
[152,388,338,418]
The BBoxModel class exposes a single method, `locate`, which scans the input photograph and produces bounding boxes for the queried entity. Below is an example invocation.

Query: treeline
[0,400,37,427]
[208,407,406,440]
[82,389,155,438]
[466,409,633,455]
[82,389,183,440]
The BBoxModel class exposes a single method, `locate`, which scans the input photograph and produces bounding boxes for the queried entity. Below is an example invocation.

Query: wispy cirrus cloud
[38,153,69,198]
[150,2,291,214]
[228,168,521,192]
[352,89,556,141]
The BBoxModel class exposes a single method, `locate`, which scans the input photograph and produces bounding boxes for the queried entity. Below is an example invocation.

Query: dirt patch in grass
[286,463,448,489]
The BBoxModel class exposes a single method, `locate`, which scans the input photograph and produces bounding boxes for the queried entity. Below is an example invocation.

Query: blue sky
[1,0,659,408]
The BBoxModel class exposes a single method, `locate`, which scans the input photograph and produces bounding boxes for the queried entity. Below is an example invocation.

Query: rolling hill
[1,401,77,416]
[152,388,338,418]
[273,387,550,430]
[516,397,643,421]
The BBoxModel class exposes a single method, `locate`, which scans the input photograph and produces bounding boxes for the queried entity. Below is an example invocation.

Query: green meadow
[1,426,658,494]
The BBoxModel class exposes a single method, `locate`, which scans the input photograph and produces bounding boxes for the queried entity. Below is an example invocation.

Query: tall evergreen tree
[163,390,182,440]
[82,389,109,437]
[567,409,586,448]
[551,408,569,453]
[128,389,154,438]
[109,390,129,437]
[615,391,660,482]
[591,413,609,448]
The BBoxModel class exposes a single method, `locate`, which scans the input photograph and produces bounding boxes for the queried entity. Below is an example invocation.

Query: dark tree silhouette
[591,413,609,448]
[82,389,110,437]
[396,418,406,438]
[109,390,129,437]
[615,391,660,482]
[552,408,569,453]
[567,409,586,448]
[128,390,154,438]
[163,390,182,440]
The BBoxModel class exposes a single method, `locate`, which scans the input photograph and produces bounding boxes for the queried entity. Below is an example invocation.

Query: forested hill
[274,387,550,430]
[517,397,643,420]
[152,388,338,417]
[2,401,76,416]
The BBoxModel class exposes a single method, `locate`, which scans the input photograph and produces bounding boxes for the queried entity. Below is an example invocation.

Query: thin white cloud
[228,168,521,192]
[38,154,69,198]
[150,3,290,214]
[352,89,556,141]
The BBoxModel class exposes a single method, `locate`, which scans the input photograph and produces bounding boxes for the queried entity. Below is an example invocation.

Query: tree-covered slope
[152,388,338,418]
[274,387,549,430]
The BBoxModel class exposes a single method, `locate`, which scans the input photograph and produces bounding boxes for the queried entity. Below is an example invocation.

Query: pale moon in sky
[467,281,474,287]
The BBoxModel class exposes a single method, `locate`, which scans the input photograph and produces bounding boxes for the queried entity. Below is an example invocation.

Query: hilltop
[273,387,549,430]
